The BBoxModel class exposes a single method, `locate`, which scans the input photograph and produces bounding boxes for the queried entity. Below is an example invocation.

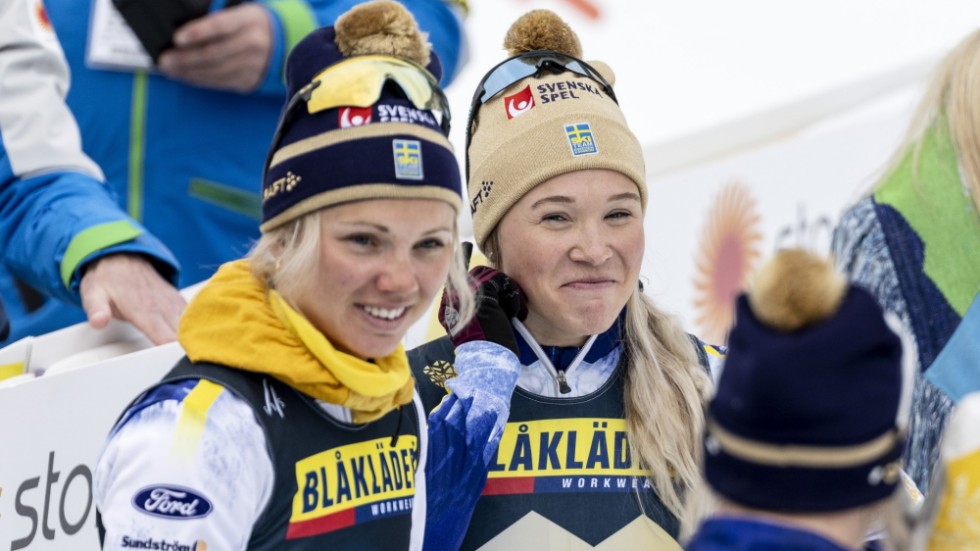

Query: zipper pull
[556,369,571,394]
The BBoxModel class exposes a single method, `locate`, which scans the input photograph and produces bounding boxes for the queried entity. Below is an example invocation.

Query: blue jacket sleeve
[254,0,465,95]
[423,340,520,550]
[0,166,179,305]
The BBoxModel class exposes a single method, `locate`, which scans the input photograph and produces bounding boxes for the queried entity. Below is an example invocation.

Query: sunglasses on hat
[265,55,451,173]
[465,50,617,178]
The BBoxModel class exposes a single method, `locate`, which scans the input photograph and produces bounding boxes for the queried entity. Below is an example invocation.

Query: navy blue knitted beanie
[260,0,461,232]
[704,249,908,512]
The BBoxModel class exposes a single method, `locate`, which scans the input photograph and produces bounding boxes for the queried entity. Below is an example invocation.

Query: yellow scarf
[178,260,415,423]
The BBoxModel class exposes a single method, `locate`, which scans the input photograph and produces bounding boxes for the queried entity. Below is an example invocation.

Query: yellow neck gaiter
[179,260,415,423]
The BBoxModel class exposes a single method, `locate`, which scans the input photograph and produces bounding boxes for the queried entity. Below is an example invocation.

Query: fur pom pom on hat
[503,9,581,58]
[335,0,431,65]
[466,9,644,251]
[260,0,459,232]
[704,248,908,512]
[748,248,848,331]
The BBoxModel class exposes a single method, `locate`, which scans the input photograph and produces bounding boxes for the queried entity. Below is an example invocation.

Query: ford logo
[132,485,213,519]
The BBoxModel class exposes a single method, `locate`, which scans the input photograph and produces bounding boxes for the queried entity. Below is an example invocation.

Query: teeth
[363,306,406,320]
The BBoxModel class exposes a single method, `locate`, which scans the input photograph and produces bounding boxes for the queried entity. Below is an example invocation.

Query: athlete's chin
[556,307,620,339]
[344,337,403,360]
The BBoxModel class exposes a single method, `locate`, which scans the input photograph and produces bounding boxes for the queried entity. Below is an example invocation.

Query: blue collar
[687,517,853,551]
[515,309,625,369]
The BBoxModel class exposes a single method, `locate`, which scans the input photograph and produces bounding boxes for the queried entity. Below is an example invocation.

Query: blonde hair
[623,291,713,537]
[877,29,980,213]
[483,234,712,536]
[249,209,475,334]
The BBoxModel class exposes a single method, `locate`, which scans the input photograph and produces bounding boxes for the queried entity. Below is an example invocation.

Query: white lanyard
[511,319,598,395]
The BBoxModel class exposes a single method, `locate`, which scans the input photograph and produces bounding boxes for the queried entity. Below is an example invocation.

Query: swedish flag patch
[393,139,424,180]
[564,122,598,157]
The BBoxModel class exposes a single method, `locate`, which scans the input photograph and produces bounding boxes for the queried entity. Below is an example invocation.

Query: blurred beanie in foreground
[705,249,909,512]
[465,9,645,250]
[260,0,461,233]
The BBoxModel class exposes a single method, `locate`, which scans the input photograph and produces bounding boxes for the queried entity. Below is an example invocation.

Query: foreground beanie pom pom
[748,248,848,331]
[504,9,582,58]
[335,0,431,66]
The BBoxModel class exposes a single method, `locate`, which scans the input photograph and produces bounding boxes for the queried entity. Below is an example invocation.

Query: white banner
[0,342,181,550]
[640,85,920,344]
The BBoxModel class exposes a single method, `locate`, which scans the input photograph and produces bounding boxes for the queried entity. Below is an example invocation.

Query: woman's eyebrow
[336,222,391,233]
[530,196,574,209]
[530,192,640,210]
[337,222,454,235]
[609,192,641,203]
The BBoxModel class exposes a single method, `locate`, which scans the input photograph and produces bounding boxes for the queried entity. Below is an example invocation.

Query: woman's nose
[376,251,419,294]
[569,227,613,265]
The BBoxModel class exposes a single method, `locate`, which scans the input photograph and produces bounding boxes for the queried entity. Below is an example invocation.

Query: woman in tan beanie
[411,9,720,550]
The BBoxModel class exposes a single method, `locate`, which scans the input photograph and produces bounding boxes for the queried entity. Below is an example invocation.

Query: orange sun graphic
[692,182,763,344]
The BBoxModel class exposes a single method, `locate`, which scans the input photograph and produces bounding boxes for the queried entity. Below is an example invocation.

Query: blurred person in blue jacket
[0,0,467,345]
[1,0,183,345]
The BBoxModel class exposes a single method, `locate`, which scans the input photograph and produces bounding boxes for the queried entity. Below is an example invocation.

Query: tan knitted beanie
[467,9,646,250]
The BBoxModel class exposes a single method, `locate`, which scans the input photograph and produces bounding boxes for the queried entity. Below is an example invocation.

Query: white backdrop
[444,0,980,149]
[641,82,920,343]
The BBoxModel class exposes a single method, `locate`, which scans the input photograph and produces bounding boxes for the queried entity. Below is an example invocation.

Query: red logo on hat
[504,86,535,119]
[339,106,372,128]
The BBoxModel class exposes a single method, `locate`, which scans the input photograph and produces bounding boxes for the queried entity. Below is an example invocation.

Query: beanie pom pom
[335,0,431,67]
[748,248,848,331]
[504,9,582,58]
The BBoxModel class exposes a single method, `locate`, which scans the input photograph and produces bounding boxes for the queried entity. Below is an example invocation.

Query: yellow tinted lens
[306,55,439,114]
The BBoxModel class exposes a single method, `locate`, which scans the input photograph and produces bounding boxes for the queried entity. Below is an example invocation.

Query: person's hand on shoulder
[80,254,186,345]
[157,3,272,93]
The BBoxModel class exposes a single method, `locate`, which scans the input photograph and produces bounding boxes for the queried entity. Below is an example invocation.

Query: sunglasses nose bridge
[538,58,564,74]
